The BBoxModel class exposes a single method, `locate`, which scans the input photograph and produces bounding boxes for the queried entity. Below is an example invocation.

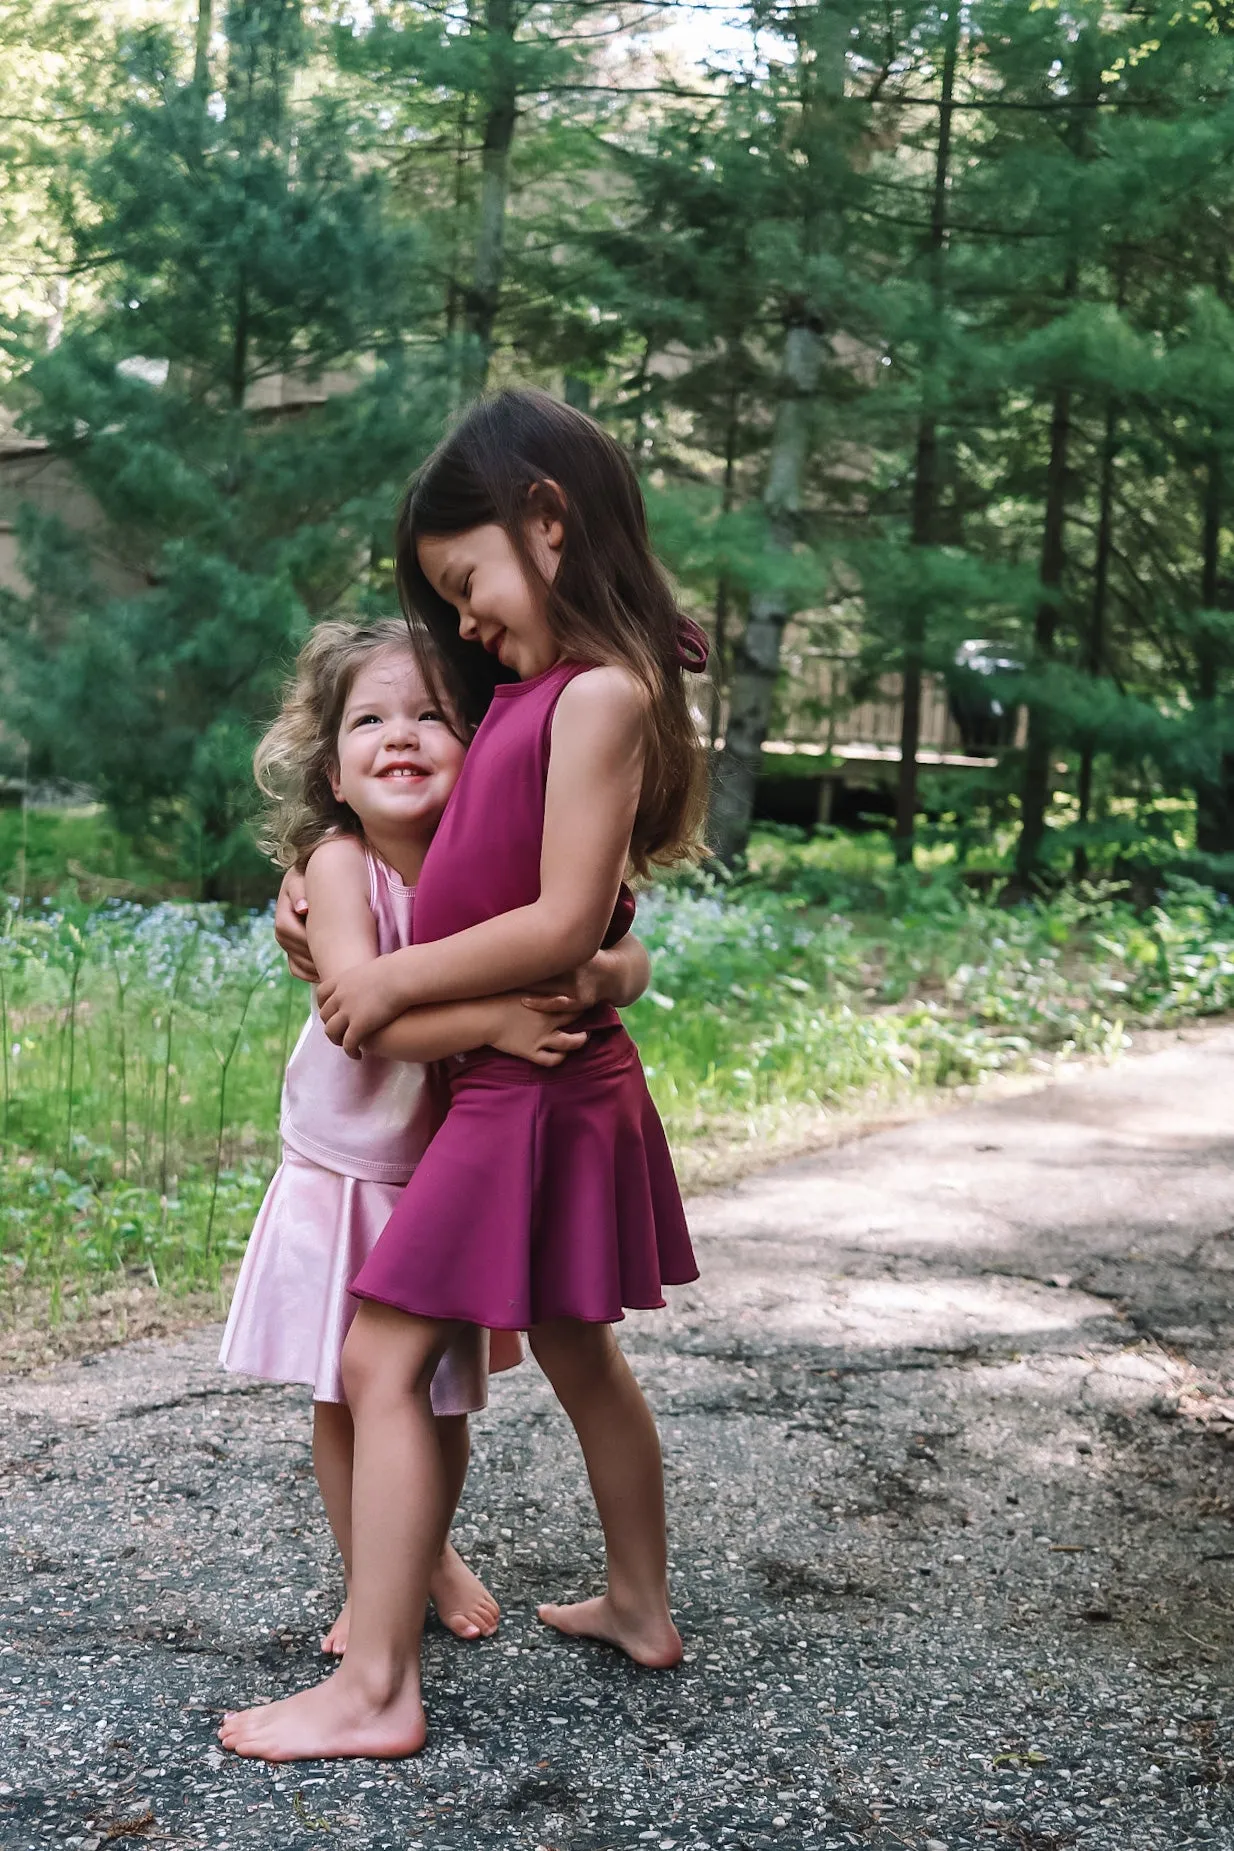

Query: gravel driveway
[3,1026,1234,1851]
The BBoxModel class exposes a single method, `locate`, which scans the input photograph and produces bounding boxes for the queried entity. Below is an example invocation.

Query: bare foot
[430,1543,500,1640]
[320,1549,495,1657]
[219,1665,425,1763]
[321,1596,351,1656]
[537,1593,683,1668]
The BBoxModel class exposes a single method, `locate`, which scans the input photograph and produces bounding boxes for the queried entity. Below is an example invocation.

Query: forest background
[2,0,1234,1356]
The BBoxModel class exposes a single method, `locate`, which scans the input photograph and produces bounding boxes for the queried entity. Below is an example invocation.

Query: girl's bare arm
[299,838,621,1067]
[363,927,653,1063]
[318,668,646,1054]
[303,838,380,980]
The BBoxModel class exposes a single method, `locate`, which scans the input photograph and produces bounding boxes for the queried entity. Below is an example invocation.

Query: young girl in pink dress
[221,388,708,1762]
[220,617,649,1654]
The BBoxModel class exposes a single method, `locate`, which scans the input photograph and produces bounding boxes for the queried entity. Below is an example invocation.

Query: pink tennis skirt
[219,1149,523,1410]
[351,1031,698,1329]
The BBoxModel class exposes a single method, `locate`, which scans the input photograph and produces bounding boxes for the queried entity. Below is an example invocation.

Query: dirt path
[3,1026,1233,1851]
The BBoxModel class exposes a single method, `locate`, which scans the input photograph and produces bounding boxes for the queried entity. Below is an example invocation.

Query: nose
[458,609,480,642]
[386,713,420,747]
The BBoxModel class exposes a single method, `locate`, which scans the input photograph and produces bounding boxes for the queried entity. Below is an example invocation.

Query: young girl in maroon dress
[221,388,708,1762]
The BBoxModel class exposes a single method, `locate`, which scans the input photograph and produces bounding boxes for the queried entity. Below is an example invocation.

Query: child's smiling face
[331,647,466,839]
[417,513,563,682]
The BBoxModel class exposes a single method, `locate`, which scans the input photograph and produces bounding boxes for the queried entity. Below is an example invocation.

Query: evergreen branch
[850,201,1056,240]
[859,92,1184,114]
[0,112,117,124]
[524,82,721,97]
[864,0,906,106]
[1106,501,1194,606]
[1109,578,1193,682]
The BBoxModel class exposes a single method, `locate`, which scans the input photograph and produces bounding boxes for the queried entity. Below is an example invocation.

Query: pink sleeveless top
[412,660,635,1045]
[280,849,440,1183]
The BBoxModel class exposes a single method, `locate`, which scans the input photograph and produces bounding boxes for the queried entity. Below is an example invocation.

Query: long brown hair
[254,619,433,868]
[394,388,708,874]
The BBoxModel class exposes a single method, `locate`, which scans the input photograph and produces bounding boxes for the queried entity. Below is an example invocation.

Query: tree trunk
[230,273,249,413]
[629,336,652,469]
[709,376,742,749]
[461,0,516,398]
[1014,42,1098,884]
[1075,397,1118,874]
[710,318,822,862]
[708,9,841,862]
[1014,378,1073,880]
[194,0,213,96]
[1196,446,1234,853]
[223,15,253,445]
[444,93,471,412]
[894,6,959,866]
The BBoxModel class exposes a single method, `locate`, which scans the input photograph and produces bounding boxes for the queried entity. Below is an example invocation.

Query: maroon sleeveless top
[413,660,635,1037]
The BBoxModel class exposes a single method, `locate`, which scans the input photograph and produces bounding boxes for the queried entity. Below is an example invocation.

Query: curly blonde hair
[254,618,426,870]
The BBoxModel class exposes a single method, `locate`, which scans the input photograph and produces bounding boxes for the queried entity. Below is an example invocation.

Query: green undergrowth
[0,806,202,904]
[628,859,1234,1163]
[2,838,1232,1321]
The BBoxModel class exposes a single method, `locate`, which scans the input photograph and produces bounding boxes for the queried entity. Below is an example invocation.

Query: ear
[527,478,566,555]
[328,759,343,804]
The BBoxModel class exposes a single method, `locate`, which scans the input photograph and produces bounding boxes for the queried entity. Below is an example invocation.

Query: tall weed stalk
[205,960,277,1256]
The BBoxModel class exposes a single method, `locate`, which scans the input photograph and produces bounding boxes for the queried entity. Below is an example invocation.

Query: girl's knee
[341,1305,443,1410]
[529,1319,621,1394]
[340,1320,380,1406]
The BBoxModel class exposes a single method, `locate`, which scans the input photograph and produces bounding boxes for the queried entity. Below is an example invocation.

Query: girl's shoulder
[303,832,372,892]
[555,663,649,724]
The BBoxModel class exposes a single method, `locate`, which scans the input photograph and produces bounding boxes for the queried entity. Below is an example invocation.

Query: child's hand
[318,961,408,1057]
[518,955,610,1014]
[520,964,603,1017]
[490,996,588,1067]
[521,936,650,1015]
[274,868,317,984]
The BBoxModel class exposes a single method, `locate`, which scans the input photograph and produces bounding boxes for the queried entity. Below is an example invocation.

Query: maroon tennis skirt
[350,1030,697,1328]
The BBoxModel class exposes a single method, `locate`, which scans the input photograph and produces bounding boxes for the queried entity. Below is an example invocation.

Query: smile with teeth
[378,766,428,779]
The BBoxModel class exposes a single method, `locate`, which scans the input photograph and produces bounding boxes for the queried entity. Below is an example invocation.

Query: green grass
[0,806,202,903]
[2,834,1233,1325]
[0,900,296,1318]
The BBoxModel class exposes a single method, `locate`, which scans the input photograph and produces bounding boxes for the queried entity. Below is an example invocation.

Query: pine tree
[336,0,660,399]
[708,5,859,864]
[545,83,782,736]
[1,1,426,896]
[0,0,138,376]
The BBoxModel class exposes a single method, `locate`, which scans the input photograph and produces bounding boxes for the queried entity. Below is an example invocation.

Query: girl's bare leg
[219,1303,453,1762]
[430,1414,500,1639]
[312,1400,356,1653]
[314,1406,497,1652]
[529,1319,682,1668]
